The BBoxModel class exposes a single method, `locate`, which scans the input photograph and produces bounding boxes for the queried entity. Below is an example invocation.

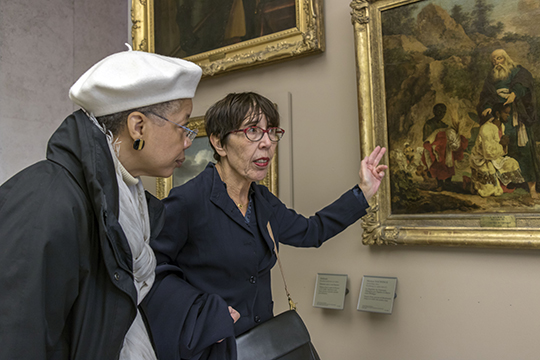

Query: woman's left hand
[217,306,241,343]
[358,146,387,201]
[228,306,240,323]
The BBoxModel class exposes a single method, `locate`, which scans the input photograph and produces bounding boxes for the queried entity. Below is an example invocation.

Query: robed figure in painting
[477,49,540,199]
[469,103,524,197]
[422,103,468,191]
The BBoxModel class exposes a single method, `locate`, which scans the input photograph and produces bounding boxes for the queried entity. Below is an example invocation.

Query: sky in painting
[172,137,214,187]
[409,0,539,36]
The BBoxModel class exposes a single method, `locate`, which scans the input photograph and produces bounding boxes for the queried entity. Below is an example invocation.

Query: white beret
[69,48,202,117]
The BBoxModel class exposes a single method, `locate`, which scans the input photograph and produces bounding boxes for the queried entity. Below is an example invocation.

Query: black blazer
[144,163,370,359]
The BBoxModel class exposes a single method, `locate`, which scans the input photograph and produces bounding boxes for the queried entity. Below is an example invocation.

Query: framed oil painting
[131,0,324,77]
[350,0,540,248]
[156,116,278,199]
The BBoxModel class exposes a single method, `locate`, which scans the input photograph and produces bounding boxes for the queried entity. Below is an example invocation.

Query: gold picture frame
[131,0,325,77]
[156,116,278,199]
[351,0,540,249]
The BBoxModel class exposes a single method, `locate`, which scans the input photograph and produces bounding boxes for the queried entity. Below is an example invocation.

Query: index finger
[368,146,386,165]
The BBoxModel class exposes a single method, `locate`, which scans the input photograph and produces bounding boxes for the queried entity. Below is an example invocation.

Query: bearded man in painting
[477,49,540,199]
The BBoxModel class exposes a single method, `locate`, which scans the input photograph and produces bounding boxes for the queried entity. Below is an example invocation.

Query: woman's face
[139,99,193,178]
[220,114,277,184]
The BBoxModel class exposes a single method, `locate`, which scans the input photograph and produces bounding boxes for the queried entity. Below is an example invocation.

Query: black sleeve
[0,164,87,359]
[141,264,237,360]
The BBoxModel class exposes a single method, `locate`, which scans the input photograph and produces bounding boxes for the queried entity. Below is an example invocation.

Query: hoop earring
[133,139,145,151]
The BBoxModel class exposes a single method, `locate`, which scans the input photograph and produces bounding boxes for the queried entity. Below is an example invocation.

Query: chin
[252,172,269,183]
[161,169,175,178]
[146,167,174,179]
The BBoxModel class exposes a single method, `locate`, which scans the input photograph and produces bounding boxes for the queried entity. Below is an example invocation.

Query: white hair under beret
[69,48,202,117]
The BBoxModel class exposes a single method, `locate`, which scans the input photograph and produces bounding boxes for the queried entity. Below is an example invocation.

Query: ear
[126,112,146,140]
[210,134,227,158]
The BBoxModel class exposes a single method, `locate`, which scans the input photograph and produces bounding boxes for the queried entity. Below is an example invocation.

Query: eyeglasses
[146,112,198,142]
[229,126,285,142]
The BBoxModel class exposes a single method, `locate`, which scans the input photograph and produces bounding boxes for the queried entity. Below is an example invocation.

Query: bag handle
[267,222,297,311]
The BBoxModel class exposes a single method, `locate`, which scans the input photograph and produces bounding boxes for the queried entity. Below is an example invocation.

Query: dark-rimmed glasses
[228,126,285,142]
[146,112,198,142]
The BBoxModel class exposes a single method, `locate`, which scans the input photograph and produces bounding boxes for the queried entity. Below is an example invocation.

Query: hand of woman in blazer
[217,306,241,343]
[358,146,387,201]
[228,306,240,323]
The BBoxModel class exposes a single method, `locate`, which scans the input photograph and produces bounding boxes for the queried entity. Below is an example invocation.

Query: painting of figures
[383,0,540,215]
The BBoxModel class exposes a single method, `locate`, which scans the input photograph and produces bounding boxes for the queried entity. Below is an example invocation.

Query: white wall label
[313,273,348,310]
[357,276,397,314]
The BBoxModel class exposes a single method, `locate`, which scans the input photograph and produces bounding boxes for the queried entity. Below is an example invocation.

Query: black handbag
[235,223,321,360]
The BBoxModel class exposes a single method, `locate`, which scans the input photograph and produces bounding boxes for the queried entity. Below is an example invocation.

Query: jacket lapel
[209,165,251,232]
[253,187,277,254]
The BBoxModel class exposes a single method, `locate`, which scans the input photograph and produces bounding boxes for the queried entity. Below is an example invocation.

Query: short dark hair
[433,103,447,117]
[492,102,509,116]
[96,99,183,135]
[479,102,510,125]
[205,92,280,162]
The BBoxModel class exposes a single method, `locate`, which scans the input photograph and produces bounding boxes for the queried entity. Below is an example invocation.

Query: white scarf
[111,142,157,360]
[87,111,157,359]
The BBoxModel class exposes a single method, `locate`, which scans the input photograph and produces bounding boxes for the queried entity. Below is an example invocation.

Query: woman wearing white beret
[0,48,237,360]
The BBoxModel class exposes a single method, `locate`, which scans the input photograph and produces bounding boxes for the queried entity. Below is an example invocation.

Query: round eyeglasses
[146,111,198,142]
[228,126,285,142]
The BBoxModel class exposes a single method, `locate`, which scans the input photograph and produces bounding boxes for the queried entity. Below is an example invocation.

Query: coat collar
[47,110,119,220]
[207,162,276,251]
[208,163,252,232]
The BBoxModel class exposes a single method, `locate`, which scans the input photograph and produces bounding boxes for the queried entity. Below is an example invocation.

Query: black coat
[0,110,164,359]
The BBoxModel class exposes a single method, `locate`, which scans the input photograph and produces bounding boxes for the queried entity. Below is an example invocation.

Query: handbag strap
[267,222,297,311]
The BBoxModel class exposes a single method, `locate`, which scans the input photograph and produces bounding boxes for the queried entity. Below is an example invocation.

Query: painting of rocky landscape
[383,0,540,215]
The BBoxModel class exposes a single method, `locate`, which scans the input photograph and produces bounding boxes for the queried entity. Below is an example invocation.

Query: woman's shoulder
[252,182,284,209]
[252,181,271,197]
[166,163,215,199]
[2,160,88,206]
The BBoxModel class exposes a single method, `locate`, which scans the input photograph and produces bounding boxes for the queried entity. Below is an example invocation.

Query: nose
[258,131,273,147]
[184,135,193,149]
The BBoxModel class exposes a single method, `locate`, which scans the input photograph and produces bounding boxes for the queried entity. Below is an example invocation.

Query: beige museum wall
[2,1,540,359]
[0,0,129,183]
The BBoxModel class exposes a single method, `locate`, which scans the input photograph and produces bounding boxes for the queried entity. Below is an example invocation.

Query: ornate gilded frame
[350,0,540,249]
[132,0,324,77]
[156,117,278,199]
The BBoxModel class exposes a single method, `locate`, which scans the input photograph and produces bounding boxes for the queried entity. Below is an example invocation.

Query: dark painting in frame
[350,0,540,248]
[132,0,324,77]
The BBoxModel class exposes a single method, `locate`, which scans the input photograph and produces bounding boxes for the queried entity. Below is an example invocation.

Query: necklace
[236,199,250,209]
